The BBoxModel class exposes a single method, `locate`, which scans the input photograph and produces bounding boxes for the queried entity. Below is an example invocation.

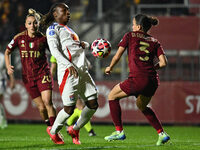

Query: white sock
[158,132,164,136]
[73,106,96,130]
[50,108,70,134]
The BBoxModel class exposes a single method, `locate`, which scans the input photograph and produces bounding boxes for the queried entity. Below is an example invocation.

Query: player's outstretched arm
[105,46,126,75]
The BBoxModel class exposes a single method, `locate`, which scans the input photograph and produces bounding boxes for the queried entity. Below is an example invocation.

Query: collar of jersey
[53,23,75,34]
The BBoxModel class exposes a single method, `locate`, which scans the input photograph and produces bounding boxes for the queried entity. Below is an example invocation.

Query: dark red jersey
[7,30,50,80]
[118,31,165,77]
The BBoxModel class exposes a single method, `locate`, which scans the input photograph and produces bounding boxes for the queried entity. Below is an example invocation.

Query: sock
[84,120,92,132]
[158,132,164,136]
[67,108,80,126]
[49,116,56,126]
[73,106,96,130]
[45,119,50,126]
[50,108,70,134]
[109,100,123,131]
[142,107,163,134]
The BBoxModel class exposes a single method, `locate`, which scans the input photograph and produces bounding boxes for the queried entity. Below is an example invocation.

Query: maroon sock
[49,116,56,126]
[109,100,123,131]
[45,119,50,126]
[142,107,163,133]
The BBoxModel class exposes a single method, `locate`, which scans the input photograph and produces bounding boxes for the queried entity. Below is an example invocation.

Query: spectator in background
[0,15,15,42]
[13,2,26,33]
[0,52,15,129]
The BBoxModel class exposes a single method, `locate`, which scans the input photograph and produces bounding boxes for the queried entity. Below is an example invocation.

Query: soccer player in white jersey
[41,3,98,145]
[0,52,15,129]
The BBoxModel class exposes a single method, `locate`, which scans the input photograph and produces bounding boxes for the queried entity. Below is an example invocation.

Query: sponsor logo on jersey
[29,42,34,49]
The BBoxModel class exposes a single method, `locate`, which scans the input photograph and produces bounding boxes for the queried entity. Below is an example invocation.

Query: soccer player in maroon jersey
[104,14,170,146]
[4,9,57,128]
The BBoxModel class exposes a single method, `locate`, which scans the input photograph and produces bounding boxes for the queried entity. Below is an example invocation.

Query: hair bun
[28,8,36,15]
[150,17,159,26]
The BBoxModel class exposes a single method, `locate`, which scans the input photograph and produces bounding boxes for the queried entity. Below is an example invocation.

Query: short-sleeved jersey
[118,31,165,77]
[7,30,50,79]
[0,52,7,80]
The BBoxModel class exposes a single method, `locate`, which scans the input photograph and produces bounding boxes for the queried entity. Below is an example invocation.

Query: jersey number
[139,41,150,61]
[42,75,51,83]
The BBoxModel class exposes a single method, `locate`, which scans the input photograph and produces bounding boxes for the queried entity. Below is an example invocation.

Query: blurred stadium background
[0,0,200,125]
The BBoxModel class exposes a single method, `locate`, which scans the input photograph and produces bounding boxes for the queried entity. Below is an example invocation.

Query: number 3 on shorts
[42,75,51,83]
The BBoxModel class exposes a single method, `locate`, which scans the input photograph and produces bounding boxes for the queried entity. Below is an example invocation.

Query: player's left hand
[105,66,112,75]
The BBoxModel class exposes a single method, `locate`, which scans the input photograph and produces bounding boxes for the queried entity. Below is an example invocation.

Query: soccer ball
[91,38,111,58]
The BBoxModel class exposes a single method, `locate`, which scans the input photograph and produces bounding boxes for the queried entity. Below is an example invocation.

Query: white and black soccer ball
[91,38,111,58]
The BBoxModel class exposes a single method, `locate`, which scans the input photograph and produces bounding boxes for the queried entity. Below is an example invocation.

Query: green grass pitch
[0,124,200,150]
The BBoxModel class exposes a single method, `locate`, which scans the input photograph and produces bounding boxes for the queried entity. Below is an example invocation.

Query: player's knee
[86,99,98,110]
[64,105,76,115]
[108,93,115,100]
[42,99,54,109]
[136,103,146,111]
[136,96,149,111]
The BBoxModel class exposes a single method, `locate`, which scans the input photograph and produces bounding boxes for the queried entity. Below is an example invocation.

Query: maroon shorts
[119,76,159,97]
[22,74,52,99]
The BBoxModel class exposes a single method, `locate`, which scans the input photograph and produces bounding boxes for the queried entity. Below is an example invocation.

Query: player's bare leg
[136,95,170,145]
[41,90,56,126]
[33,96,49,125]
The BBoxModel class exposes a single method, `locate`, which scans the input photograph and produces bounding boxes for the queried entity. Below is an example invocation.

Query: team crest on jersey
[29,42,34,49]
[21,40,25,47]
[69,95,75,101]
[49,30,55,36]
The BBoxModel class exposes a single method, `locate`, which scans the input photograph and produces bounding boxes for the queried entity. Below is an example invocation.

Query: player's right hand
[68,66,78,78]
[7,65,14,75]
[105,66,112,75]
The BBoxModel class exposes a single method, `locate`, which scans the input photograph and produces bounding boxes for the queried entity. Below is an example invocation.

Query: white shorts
[59,69,98,106]
[0,79,6,95]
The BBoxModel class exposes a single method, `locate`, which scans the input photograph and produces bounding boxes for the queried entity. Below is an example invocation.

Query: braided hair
[40,3,68,31]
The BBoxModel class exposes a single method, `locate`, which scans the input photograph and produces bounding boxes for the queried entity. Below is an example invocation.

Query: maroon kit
[118,31,165,97]
[7,31,52,99]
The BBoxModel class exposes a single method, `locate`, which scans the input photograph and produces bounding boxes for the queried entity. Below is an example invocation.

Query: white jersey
[46,23,97,105]
[0,52,7,80]
[46,23,89,84]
